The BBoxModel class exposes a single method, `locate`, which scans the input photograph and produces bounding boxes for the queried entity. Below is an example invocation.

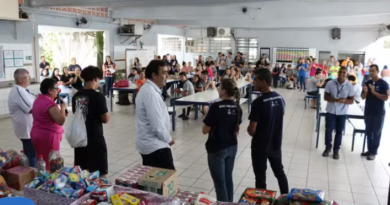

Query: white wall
[184,28,379,62]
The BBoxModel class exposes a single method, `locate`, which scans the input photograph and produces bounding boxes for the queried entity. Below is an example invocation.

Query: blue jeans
[21,139,37,167]
[208,145,237,202]
[298,76,306,90]
[104,76,114,97]
[365,114,385,155]
[325,113,347,151]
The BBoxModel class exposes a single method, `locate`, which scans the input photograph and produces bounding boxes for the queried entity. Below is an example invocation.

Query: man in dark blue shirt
[247,69,289,194]
[361,64,389,160]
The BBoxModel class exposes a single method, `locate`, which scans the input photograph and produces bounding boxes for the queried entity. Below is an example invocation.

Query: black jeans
[141,148,175,170]
[21,139,37,167]
[104,76,114,97]
[272,75,279,88]
[325,113,347,151]
[251,149,289,194]
[365,114,385,155]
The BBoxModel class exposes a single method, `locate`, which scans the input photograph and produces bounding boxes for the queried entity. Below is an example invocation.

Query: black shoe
[367,153,376,160]
[178,114,184,118]
[182,116,189,120]
[322,149,330,157]
[361,151,370,157]
[333,151,340,160]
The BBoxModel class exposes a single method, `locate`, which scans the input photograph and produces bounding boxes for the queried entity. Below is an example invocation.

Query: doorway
[318,51,331,64]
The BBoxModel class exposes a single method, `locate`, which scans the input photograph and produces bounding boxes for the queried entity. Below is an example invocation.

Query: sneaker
[367,154,376,160]
[182,116,189,120]
[322,149,330,157]
[177,114,184,118]
[333,151,340,160]
[361,151,370,157]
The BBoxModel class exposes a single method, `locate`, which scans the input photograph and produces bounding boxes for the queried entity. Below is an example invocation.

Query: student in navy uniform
[361,64,389,160]
[247,69,289,194]
[202,78,242,202]
[322,66,355,159]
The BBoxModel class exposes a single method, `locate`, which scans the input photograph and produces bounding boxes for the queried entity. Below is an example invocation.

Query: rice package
[287,188,324,202]
[194,192,217,205]
[238,188,277,203]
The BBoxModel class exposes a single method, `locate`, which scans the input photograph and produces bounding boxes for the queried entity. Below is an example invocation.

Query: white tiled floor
[1,88,390,205]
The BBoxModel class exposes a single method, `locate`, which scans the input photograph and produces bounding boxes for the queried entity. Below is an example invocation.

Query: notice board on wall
[125,49,155,75]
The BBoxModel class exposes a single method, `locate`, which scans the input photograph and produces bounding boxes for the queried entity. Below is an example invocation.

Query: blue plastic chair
[0,197,35,205]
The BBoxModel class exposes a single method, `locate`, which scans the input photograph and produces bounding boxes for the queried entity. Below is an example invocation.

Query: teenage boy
[307,71,326,108]
[217,54,227,80]
[323,67,355,159]
[286,64,296,89]
[348,75,362,104]
[247,69,289,194]
[361,64,389,160]
[175,72,195,120]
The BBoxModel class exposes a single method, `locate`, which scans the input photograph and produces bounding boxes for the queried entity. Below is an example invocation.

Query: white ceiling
[28,0,390,29]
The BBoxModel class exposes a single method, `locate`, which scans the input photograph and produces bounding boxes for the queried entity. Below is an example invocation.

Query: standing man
[217,54,227,81]
[322,67,355,159]
[327,56,336,68]
[68,58,82,74]
[226,52,234,69]
[39,56,50,73]
[361,64,389,160]
[247,69,289,195]
[8,69,36,167]
[341,56,354,72]
[135,60,175,170]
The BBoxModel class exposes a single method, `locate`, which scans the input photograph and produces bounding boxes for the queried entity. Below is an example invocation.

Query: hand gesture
[169,140,175,146]
[368,84,374,91]
[338,98,346,103]
[60,100,67,110]
[363,85,368,92]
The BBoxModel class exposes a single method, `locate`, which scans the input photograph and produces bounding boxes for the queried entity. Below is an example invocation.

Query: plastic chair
[304,95,318,109]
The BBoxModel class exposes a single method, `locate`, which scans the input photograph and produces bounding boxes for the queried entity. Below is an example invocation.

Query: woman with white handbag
[71,66,110,178]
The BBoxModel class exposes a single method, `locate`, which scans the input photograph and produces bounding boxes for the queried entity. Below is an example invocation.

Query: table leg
[248,85,252,113]
[316,115,321,148]
[352,131,355,152]
[133,91,137,107]
[195,105,199,120]
[172,102,176,131]
[110,89,113,112]
[362,134,367,153]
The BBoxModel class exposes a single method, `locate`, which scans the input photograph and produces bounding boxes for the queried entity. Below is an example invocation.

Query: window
[237,38,259,63]
[209,37,232,54]
[158,34,184,61]
[185,38,207,53]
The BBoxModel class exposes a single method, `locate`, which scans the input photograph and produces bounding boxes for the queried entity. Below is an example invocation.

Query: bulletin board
[125,49,155,76]
[271,47,316,66]
[3,50,24,68]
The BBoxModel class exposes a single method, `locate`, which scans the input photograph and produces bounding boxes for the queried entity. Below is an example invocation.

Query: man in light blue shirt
[323,66,355,160]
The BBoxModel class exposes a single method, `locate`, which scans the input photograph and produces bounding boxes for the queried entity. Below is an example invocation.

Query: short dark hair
[315,71,322,76]
[145,60,166,79]
[228,52,232,55]
[339,66,348,72]
[348,75,356,81]
[287,64,292,67]
[40,78,57,94]
[370,64,379,72]
[239,62,244,66]
[81,66,103,82]
[132,67,139,73]
[254,69,272,86]
[248,62,252,65]
[179,72,186,77]
[201,70,209,76]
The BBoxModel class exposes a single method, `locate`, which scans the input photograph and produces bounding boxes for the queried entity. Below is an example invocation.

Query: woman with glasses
[30,78,66,171]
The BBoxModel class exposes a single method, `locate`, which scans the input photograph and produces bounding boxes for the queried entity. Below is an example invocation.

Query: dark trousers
[251,149,289,194]
[21,139,37,167]
[298,76,306,90]
[182,107,191,116]
[208,146,237,202]
[365,114,385,155]
[141,148,175,170]
[273,76,279,88]
[104,76,114,97]
[325,113,347,151]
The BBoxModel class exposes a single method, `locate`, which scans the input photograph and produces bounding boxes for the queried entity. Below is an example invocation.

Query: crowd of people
[7,51,390,203]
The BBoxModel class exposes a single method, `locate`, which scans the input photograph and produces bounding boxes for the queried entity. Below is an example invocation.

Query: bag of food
[66,107,88,148]
[49,150,64,173]
[287,188,324,202]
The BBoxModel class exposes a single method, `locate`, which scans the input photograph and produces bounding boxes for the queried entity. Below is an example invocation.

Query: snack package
[111,194,124,205]
[73,166,82,174]
[0,185,12,198]
[273,194,289,205]
[120,193,140,205]
[81,170,90,179]
[69,173,80,183]
[287,188,324,202]
[28,178,41,189]
[49,150,64,173]
[289,200,336,205]
[87,185,98,193]
[90,171,100,180]
[242,188,277,202]
[54,174,68,190]
[194,192,217,205]
[71,188,85,199]
[81,199,97,205]
[60,184,75,198]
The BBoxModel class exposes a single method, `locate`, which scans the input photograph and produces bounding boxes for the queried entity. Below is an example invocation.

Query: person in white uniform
[8,68,37,167]
[135,60,175,170]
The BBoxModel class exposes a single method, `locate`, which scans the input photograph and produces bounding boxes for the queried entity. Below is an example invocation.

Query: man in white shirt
[8,68,36,167]
[135,60,175,170]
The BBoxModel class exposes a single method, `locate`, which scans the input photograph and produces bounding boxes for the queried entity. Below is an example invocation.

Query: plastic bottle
[19,150,29,167]
[37,155,46,174]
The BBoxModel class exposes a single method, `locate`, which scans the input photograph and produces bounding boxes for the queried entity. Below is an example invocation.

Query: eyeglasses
[51,87,59,91]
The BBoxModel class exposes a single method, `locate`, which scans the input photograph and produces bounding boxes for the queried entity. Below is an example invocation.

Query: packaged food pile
[238,188,277,204]
[115,165,152,188]
[175,189,199,203]
[0,149,20,170]
[26,165,108,199]
[272,189,339,205]
[49,150,64,173]
[0,175,12,198]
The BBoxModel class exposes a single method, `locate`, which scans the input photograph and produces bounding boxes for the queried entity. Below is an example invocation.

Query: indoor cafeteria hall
[0,0,390,205]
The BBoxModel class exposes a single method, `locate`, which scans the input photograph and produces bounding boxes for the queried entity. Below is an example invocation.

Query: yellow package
[111,194,124,205]
[120,193,140,205]
[69,173,80,183]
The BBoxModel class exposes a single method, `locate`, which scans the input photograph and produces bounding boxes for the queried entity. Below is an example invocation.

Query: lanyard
[335,81,344,95]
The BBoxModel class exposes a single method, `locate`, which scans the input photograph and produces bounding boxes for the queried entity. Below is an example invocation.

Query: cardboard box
[137,167,177,198]
[4,166,35,191]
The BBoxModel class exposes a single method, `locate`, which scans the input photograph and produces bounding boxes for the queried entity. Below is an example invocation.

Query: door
[318,51,331,64]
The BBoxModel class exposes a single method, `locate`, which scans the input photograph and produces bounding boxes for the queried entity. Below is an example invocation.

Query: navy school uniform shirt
[249,92,285,150]
[203,100,243,153]
[364,79,389,116]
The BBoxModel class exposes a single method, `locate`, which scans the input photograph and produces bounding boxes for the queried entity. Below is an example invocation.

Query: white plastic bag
[66,108,88,148]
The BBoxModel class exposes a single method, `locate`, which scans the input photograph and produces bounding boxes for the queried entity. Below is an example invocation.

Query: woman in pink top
[181,61,189,74]
[205,61,213,78]
[310,59,319,77]
[31,78,66,170]
[195,62,203,76]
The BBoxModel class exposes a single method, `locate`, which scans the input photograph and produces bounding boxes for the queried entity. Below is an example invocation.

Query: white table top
[112,84,137,90]
[175,80,251,103]
[319,89,364,117]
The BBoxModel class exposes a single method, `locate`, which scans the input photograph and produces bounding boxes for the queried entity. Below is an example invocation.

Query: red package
[92,190,107,202]
[81,199,97,205]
